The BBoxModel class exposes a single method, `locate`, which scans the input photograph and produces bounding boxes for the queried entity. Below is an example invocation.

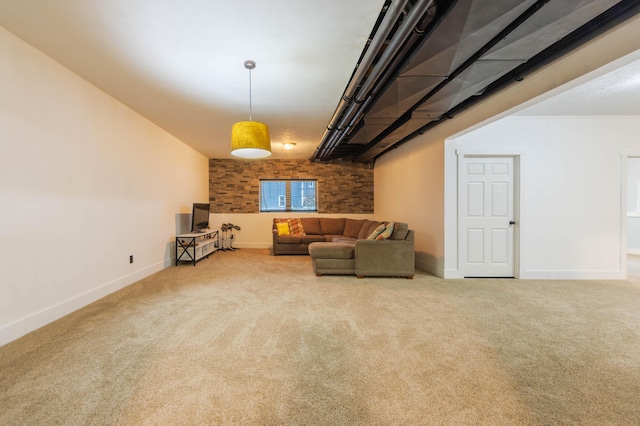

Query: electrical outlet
[129,255,133,264]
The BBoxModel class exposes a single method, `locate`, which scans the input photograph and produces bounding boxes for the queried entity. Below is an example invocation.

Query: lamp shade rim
[230,147,272,158]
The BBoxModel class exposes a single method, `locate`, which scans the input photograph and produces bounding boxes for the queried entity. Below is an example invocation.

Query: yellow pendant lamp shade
[231,60,271,159]
[231,120,271,158]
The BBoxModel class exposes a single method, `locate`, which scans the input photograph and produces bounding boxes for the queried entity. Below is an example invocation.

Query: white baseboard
[233,243,272,249]
[443,269,464,279]
[628,248,640,255]
[442,268,626,280]
[521,269,626,280]
[0,260,168,347]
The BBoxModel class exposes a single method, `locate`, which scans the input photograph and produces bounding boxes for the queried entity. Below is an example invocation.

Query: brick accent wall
[209,159,373,213]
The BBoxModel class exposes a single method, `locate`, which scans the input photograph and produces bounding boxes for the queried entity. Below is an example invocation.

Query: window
[260,180,317,212]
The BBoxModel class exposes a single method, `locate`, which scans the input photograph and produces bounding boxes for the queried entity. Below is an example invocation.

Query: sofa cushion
[343,219,365,238]
[287,218,306,236]
[367,223,387,240]
[308,242,354,259]
[278,235,303,244]
[300,217,322,235]
[390,222,409,240]
[276,222,290,236]
[376,222,395,240]
[332,236,356,243]
[320,218,346,235]
[357,220,381,240]
[312,258,356,275]
[301,235,326,244]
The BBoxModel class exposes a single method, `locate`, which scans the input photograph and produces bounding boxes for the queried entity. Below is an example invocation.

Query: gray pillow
[390,222,408,240]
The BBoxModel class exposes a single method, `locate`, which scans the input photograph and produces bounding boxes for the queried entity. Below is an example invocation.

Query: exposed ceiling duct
[311,0,640,163]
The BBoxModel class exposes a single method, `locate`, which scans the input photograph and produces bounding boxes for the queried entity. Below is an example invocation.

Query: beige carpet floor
[1,251,640,425]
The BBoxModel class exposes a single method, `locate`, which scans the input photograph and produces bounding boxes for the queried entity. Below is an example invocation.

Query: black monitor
[190,203,210,233]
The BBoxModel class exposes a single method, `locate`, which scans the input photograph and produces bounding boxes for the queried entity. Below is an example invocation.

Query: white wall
[0,26,209,346]
[445,116,640,279]
[374,131,445,275]
[209,213,376,249]
[628,158,640,254]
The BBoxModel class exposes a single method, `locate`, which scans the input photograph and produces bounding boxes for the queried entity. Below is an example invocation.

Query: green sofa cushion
[308,242,355,259]
[390,222,409,240]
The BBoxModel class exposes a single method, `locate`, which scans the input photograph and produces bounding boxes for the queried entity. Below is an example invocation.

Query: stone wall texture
[209,159,374,213]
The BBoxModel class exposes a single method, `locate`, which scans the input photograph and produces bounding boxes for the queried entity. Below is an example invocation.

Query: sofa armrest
[272,228,280,254]
[354,238,415,278]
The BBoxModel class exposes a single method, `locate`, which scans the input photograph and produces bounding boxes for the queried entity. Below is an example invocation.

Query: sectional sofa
[272,217,415,278]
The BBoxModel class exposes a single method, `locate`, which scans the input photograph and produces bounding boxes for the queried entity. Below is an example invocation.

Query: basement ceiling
[312,0,640,163]
[0,0,639,162]
[0,0,385,160]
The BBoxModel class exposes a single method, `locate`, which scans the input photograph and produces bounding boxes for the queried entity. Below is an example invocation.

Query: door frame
[456,149,523,278]
[620,151,640,277]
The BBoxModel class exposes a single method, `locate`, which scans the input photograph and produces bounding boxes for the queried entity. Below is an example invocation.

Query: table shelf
[175,229,219,266]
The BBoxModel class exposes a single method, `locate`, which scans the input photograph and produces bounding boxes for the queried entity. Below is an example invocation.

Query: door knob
[509,221,516,225]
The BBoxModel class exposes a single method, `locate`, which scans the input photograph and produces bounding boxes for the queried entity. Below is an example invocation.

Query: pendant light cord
[243,60,257,122]
[248,66,253,121]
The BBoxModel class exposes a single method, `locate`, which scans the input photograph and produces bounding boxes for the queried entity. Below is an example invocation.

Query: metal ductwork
[312,0,438,161]
[311,0,640,163]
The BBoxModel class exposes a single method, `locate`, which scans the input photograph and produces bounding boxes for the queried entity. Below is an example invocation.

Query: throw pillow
[390,222,409,240]
[287,218,306,236]
[376,222,395,240]
[358,220,379,240]
[276,222,290,236]
[367,223,386,240]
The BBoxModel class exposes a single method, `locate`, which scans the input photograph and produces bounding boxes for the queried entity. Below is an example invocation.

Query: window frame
[260,179,318,213]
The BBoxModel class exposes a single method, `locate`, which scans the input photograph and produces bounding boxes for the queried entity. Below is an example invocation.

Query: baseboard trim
[233,243,273,249]
[0,260,167,347]
[443,269,463,279]
[521,269,626,280]
[628,248,640,255]
[442,268,626,280]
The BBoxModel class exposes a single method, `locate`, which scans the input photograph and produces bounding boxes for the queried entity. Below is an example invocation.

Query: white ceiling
[0,0,385,159]
[0,0,638,160]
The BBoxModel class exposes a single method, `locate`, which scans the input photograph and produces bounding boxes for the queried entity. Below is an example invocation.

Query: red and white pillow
[287,218,305,236]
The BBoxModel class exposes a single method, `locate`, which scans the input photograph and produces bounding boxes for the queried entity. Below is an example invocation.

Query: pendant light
[231,60,271,158]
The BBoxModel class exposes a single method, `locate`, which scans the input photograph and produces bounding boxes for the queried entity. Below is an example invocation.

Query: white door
[461,156,516,277]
